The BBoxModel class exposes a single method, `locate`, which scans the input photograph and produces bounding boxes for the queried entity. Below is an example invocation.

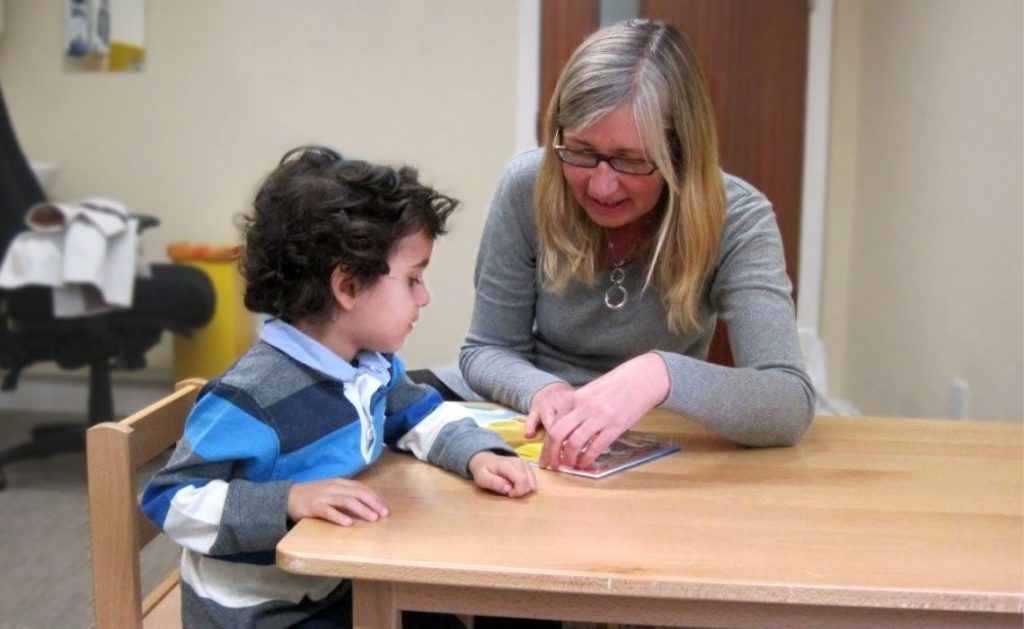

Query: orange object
[166,241,193,260]
[167,241,241,262]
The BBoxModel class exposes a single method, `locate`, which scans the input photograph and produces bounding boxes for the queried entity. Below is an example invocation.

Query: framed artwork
[65,0,145,72]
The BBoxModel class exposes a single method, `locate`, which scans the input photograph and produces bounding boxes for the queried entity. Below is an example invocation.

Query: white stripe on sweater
[163,481,230,554]
[396,400,470,460]
[180,550,341,608]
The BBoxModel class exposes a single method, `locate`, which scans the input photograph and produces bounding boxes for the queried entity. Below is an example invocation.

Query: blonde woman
[439,19,814,473]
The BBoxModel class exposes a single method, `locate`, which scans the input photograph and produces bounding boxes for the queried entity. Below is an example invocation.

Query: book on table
[454,401,680,479]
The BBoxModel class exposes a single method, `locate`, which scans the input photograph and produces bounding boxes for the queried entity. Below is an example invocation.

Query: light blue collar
[259,319,391,384]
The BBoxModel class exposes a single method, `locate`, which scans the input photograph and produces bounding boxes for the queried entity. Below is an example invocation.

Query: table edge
[276,550,1024,614]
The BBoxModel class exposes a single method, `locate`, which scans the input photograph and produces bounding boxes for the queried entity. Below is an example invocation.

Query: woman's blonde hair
[536,19,725,332]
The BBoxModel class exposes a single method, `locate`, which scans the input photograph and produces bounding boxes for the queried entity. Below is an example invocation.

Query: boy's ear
[330,266,361,311]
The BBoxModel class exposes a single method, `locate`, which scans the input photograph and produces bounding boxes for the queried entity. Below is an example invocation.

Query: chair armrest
[132,214,160,232]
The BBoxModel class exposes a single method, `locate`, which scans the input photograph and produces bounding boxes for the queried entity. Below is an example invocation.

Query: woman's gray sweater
[450,150,814,446]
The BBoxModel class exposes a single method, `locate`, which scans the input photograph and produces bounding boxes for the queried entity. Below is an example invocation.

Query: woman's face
[560,103,666,230]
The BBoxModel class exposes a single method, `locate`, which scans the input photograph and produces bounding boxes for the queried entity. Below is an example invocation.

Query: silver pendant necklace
[604,238,628,310]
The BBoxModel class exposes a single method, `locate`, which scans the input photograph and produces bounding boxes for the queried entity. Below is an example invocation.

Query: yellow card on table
[452,401,680,479]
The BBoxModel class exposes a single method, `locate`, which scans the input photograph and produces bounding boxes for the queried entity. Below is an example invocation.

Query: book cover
[457,401,680,479]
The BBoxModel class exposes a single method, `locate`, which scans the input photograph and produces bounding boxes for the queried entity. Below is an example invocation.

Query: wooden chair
[86,379,206,629]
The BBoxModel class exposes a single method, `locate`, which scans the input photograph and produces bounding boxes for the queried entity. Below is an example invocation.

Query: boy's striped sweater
[142,320,511,628]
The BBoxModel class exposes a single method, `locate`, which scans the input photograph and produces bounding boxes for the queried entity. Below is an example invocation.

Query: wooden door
[540,0,809,366]
[539,0,600,128]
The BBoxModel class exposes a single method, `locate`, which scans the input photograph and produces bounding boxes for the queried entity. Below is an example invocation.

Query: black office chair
[0,82,216,489]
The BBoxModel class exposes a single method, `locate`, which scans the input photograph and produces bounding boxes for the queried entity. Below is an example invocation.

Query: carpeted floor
[0,410,178,629]
[0,412,638,629]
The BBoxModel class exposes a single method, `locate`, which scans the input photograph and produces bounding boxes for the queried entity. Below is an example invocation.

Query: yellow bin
[170,244,252,381]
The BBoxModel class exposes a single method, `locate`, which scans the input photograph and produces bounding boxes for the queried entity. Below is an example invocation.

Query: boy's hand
[287,478,389,527]
[468,452,537,498]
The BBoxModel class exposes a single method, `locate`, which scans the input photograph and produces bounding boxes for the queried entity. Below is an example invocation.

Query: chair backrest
[86,378,206,629]
[0,81,49,373]
[0,81,46,255]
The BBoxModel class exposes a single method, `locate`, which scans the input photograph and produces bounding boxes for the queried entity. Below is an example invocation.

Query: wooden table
[277,413,1024,628]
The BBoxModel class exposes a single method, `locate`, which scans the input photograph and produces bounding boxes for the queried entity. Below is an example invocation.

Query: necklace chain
[604,237,628,310]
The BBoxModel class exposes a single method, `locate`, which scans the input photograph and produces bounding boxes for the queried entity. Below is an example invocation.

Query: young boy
[142,146,536,628]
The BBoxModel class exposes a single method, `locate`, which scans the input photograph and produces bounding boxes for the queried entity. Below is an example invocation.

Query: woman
[439,18,814,471]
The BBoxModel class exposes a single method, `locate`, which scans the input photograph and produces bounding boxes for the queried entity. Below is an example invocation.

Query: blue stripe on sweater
[384,388,443,447]
[214,550,277,566]
[140,478,212,529]
[184,394,279,481]
[206,381,267,422]
[265,380,361,454]
[275,420,369,481]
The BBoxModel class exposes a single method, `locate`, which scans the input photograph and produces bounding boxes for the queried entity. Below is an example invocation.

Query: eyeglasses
[553,146,658,175]
[552,129,658,175]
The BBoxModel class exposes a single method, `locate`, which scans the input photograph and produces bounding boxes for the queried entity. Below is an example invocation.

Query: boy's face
[348,230,433,354]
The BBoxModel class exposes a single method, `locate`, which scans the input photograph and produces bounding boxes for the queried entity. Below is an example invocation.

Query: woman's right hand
[524,381,576,438]
[287,478,389,527]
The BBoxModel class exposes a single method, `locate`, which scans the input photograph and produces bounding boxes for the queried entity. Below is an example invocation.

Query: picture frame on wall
[64,0,144,72]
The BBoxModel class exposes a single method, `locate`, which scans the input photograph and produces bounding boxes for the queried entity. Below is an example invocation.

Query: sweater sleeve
[140,387,291,556]
[384,370,514,479]
[656,178,815,446]
[459,151,567,411]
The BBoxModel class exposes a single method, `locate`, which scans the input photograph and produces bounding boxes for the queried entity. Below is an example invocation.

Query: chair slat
[88,379,206,629]
[124,380,204,468]
[88,422,145,629]
[142,578,183,629]
[141,570,181,616]
[136,508,161,548]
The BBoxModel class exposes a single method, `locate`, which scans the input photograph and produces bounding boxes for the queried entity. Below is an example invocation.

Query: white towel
[0,198,150,317]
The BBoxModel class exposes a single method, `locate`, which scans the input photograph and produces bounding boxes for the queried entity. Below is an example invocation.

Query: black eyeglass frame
[552,128,660,176]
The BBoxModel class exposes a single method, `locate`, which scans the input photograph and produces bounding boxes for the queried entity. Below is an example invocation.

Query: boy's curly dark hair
[241,146,458,324]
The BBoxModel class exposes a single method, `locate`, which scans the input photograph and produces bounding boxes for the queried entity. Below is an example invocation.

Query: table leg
[352,579,400,629]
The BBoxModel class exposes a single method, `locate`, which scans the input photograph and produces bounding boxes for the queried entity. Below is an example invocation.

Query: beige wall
[3,1,1020,421]
[823,0,1023,419]
[0,0,519,378]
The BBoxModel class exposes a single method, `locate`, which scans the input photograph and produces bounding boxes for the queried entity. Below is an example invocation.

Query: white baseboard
[0,373,174,418]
